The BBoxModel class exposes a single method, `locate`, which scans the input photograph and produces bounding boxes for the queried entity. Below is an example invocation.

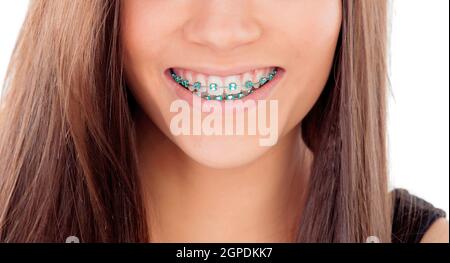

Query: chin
[173,135,272,169]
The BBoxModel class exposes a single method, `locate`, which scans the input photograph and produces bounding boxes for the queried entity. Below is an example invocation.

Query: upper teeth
[171,67,278,100]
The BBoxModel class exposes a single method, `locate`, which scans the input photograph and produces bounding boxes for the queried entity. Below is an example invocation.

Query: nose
[183,0,262,52]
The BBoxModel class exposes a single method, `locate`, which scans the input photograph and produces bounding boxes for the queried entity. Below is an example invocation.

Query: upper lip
[167,65,280,77]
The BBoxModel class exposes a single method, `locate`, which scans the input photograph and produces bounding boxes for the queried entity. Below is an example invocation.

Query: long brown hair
[300,0,391,242]
[0,0,391,242]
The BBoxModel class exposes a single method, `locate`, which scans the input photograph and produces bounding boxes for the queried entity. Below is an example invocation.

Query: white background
[0,1,448,217]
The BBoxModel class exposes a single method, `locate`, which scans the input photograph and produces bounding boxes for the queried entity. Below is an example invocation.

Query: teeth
[254,70,265,89]
[171,67,278,100]
[242,72,254,92]
[185,71,195,92]
[207,76,223,96]
[224,75,241,95]
[194,74,206,97]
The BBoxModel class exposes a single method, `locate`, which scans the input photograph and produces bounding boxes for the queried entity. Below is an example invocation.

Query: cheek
[121,3,169,75]
[120,1,183,135]
[121,0,179,58]
[274,1,342,134]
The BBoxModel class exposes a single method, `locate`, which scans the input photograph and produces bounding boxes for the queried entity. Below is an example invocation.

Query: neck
[135,112,312,242]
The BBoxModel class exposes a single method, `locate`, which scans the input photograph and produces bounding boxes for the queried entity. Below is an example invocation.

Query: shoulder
[420,218,449,243]
[391,188,448,243]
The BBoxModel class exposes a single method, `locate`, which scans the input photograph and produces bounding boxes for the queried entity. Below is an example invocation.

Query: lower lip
[163,68,285,111]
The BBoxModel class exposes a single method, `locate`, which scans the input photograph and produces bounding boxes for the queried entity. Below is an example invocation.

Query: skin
[121,0,448,242]
[121,0,341,170]
[420,219,449,243]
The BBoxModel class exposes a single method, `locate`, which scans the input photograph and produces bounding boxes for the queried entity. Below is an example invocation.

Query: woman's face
[121,0,342,168]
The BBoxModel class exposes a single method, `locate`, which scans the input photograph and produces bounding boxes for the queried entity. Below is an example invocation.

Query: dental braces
[170,68,278,101]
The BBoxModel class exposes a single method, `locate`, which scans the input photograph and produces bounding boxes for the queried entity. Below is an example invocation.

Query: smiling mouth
[169,67,279,101]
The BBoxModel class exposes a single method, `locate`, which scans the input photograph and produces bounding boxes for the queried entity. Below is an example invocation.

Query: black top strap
[391,188,447,243]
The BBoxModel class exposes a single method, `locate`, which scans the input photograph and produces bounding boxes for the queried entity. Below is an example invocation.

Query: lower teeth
[170,68,278,100]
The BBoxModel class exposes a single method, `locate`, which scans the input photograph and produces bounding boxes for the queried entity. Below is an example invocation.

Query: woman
[0,0,447,243]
